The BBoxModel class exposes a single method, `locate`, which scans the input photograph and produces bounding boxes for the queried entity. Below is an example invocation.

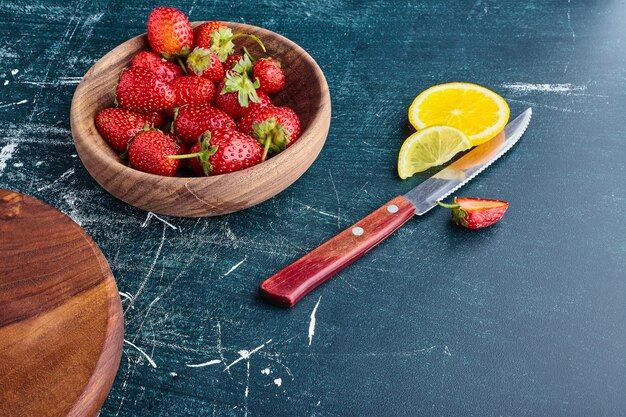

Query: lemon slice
[397,126,470,179]
[408,82,510,146]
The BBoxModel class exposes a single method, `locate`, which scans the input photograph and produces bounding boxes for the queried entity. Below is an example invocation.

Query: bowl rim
[70,21,331,187]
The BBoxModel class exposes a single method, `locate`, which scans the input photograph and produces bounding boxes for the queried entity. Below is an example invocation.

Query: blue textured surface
[1,1,625,416]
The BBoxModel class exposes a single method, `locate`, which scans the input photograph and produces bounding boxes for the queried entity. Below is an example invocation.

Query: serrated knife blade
[404,107,532,214]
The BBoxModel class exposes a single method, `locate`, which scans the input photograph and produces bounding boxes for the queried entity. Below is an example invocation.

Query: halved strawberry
[437,197,509,229]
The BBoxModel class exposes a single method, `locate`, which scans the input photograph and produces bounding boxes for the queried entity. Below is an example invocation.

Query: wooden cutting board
[0,189,124,417]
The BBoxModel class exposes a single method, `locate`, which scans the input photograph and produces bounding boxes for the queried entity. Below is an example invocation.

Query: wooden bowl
[70,22,331,217]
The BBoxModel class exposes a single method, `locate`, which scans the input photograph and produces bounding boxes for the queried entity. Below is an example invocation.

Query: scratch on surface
[243,360,250,417]
[506,98,587,114]
[224,339,273,371]
[443,345,451,356]
[500,83,585,93]
[328,169,341,229]
[187,359,222,368]
[293,200,338,219]
[126,225,166,312]
[119,291,134,302]
[564,0,576,73]
[223,256,247,277]
[0,142,18,176]
[141,211,181,231]
[123,339,157,368]
[308,296,322,347]
[0,99,28,110]
[215,322,232,376]
[36,168,74,191]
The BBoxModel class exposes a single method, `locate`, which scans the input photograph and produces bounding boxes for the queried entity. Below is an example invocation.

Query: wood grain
[70,22,331,217]
[260,196,416,307]
[0,189,124,417]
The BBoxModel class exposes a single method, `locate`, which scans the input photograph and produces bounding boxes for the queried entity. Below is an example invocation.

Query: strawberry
[253,58,285,94]
[116,68,176,113]
[128,129,184,176]
[237,106,301,160]
[170,129,263,176]
[139,110,167,128]
[249,90,272,112]
[224,53,243,71]
[95,108,149,153]
[194,21,228,49]
[173,103,236,144]
[437,198,509,229]
[130,51,183,82]
[169,75,216,110]
[147,7,193,60]
[186,48,225,82]
[216,71,261,118]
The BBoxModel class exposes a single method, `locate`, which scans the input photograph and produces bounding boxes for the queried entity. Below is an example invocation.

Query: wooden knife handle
[259,195,416,307]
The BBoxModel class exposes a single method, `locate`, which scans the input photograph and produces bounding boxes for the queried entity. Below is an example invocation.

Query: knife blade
[260,108,533,307]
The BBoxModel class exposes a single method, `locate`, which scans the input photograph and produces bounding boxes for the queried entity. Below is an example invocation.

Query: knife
[260,108,532,307]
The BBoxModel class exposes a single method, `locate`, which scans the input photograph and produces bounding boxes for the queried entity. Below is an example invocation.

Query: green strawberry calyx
[166,131,218,176]
[232,54,255,76]
[186,47,216,76]
[436,199,469,227]
[210,27,266,62]
[222,72,260,107]
[251,118,290,161]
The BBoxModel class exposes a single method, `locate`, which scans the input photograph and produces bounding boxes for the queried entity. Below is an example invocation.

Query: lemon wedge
[397,126,470,179]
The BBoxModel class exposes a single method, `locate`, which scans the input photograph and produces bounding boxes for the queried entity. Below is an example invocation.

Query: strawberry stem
[231,33,266,52]
[436,201,460,209]
[261,135,271,161]
[176,57,188,75]
[167,152,203,160]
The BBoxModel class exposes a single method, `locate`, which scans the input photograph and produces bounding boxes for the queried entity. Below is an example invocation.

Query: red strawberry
[253,58,285,94]
[139,110,167,128]
[173,103,236,144]
[128,129,184,176]
[171,129,263,176]
[186,48,225,82]
[95,108,149,153]
[215,72,261,118]
[437,198,509,229]
[130,51,183,82]
[237,106,301,160]
[194,21,228,49]
[170,76,216,109]
[116,68,175,113]
[224,53,243,71]
[248,90,272,112]
[147,7,193,60]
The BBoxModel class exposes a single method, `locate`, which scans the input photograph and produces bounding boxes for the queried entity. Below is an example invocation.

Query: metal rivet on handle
[387,204,399,213]
[352,227,364,236]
